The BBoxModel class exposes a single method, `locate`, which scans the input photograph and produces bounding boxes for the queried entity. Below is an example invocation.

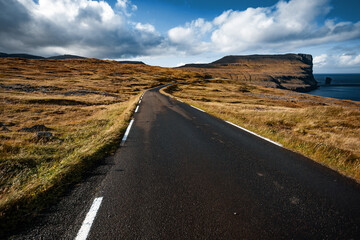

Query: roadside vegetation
[163,79,360,182]
[0,58,203,235]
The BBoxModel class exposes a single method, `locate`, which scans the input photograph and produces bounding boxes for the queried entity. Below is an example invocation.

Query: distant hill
[117,61,145,65]
[178,54,317,92]
[0,52,146,64]
[0,52,87,60]
[47,54,86,59]
[0,52,45,59]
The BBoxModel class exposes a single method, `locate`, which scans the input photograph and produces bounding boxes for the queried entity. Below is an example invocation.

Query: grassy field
[163,79,360,182]
[0,58,203,234]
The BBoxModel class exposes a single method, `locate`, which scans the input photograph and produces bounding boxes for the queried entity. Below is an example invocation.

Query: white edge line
[190,105,205,112]
[176,99,184,103]
[225,121,283,147]
[75,197,103,240]
[135,105,139,113]
[120,119,134,146]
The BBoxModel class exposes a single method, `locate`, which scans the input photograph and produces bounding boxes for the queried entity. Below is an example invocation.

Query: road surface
[14,85,360,239]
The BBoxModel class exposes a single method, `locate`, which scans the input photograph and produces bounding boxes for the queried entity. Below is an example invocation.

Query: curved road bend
[86,86,360,239]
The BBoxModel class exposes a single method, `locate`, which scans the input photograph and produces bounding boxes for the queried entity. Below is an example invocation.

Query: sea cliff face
[179,54,318,92]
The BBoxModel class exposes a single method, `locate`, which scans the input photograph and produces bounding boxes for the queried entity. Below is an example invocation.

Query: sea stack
[325,77,332,85]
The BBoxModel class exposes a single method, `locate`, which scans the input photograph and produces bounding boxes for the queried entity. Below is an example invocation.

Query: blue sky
[1,0,360,72]
[121,0,360,33]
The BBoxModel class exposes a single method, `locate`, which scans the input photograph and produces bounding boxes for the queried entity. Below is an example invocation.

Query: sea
[308,74,360,101]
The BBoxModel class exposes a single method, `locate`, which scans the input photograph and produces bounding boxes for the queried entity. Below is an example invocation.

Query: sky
[0,0,360,73]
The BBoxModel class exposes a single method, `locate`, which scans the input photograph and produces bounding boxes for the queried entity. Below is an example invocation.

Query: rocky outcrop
[19,124,52,132]
[179,53,318,92]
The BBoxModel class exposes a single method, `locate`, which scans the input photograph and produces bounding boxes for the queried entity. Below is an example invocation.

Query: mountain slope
[0,52,45,59]
[47,54,86,59]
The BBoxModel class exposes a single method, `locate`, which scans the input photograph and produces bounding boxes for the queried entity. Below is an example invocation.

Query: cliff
[179,54,318,92]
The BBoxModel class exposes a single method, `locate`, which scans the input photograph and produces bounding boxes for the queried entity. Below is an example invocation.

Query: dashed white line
[190,105,205,112]
[138,99,142,104]
[225,121,283,147]
[75,197,103,240]
[120,119,134,146]
[135,105,140,113]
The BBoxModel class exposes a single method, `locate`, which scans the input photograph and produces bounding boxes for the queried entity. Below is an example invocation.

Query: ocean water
[309,74,360,101]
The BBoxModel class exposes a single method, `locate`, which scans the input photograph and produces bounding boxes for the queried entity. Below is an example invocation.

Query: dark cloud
[0,0,164,58]
[0,0,30,32]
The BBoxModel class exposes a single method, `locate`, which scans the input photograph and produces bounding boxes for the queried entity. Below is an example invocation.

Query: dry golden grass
[0,58,204,234]
[164,79,360,182]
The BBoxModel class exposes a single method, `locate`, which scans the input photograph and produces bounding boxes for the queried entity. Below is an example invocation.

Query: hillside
[179,54,318,92]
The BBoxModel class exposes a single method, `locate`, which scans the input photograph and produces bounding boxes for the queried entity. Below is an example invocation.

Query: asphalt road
[14,86,360,239]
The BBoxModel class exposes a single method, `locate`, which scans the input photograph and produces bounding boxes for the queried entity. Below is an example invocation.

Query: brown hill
[179,54,318,92]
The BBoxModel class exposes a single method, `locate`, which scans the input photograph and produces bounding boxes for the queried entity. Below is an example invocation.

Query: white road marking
[75,197,103,240]
[138,99,142,104]
[190,105,205,112]
[120,119,134,146]
[177,99,184,103]
[135,105,139,113]
[225,121,283,147]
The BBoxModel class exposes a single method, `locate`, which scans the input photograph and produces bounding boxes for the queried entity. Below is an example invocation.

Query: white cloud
[213,10,232,25]
[168,27,194,44]
[339,54,360,66]
[168,18,213,54]
[135,23,156,33]
[168,0,360,55]
[168,18,212,45]
[313,53,360,73]
[314,54,328,67]
[115,0,137,16]
[176,62,185,67]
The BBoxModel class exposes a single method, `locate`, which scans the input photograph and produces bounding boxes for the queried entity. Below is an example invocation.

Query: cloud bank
[0,0,162,58]
[314,53,360,72]
[0,0,359,69]
[168,0,360,54]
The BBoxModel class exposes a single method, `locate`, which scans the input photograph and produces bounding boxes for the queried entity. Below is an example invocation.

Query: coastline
[307,73,360,101]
